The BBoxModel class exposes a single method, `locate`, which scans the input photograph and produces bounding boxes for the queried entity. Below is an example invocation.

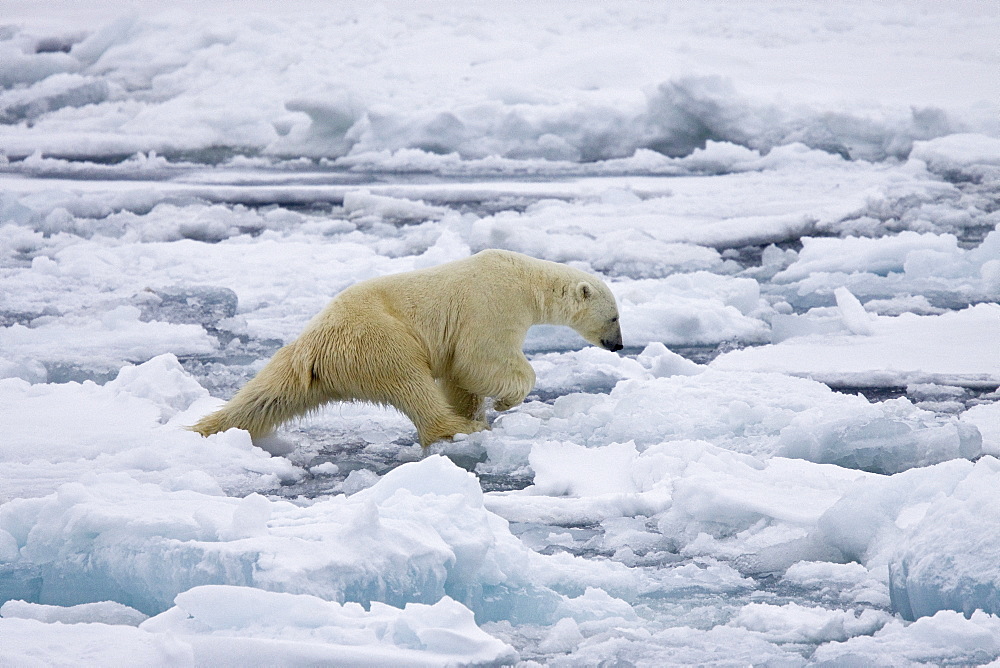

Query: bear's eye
[610,316,618,323]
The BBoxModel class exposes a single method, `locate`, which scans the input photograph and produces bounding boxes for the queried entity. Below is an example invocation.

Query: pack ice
[2,1,1000,665]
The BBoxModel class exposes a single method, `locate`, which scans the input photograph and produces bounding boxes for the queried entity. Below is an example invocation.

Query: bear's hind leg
[339,326,483,448]
[371,365,482,447]
[393,375,485,447]
[441,376,487,423]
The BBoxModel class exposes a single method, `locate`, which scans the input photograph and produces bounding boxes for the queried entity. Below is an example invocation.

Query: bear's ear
[576,282,592,300]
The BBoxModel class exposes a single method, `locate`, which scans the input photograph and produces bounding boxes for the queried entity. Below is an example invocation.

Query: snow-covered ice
[2,1,999,665]
[2,586,518,666]
[711,302,1000,388]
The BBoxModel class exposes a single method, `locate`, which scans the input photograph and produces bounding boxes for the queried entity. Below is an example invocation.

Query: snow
[1,0,998,163]
[1,599,148,626]
[711,303,1000,388]
[962,402,1000,456]
[1,1,1000,665]
[889,458,1000,622]
[811,610,1000,666]
[1,588,517,666]
[910,134,1000,174]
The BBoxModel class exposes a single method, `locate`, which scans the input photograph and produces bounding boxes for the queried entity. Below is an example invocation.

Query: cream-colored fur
[192,249,623,447]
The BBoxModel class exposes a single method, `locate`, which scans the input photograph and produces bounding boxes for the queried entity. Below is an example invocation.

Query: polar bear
[192,249,623,447]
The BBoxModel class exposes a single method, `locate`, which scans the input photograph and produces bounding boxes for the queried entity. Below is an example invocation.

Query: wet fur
[191,249,622,446]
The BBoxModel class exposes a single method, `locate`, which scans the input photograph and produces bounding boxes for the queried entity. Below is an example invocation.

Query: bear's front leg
[490,356,536,412]
[453,350,536,414]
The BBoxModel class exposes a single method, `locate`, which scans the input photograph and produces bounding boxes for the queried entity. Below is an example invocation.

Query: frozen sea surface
[1,1,1000,666]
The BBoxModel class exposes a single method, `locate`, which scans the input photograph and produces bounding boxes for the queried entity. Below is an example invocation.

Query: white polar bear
[192,249,623,446]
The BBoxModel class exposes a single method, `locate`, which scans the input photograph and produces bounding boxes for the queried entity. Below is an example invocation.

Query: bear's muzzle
[601,337,624,352]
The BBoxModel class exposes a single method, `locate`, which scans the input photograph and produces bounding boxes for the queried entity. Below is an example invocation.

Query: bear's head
[568,279,623,352]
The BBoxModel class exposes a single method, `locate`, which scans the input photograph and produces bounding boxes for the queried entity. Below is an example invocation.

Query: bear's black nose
[602,339,624,352]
